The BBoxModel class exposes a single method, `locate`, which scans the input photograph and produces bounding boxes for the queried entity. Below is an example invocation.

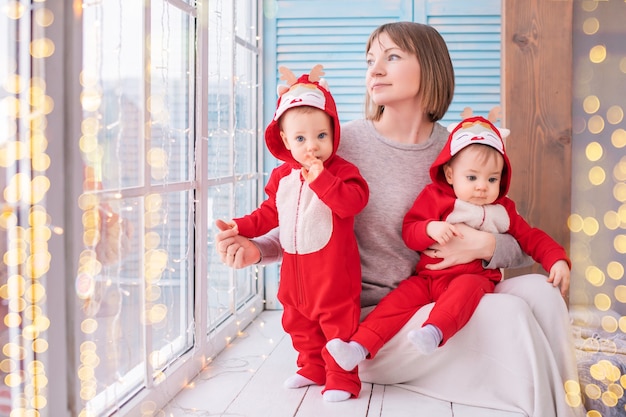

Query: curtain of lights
[570,0,626,415]
[74,0,196,415]
[0,0,55,416]
[205,0,262,333]
[0,0,261,414]
[72,0,262,415]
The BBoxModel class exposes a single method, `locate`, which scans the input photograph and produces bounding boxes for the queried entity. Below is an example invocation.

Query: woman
[215,22,584,417]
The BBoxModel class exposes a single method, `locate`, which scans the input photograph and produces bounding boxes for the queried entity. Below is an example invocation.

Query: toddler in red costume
[219,65,369,401]
[327,116,570,373]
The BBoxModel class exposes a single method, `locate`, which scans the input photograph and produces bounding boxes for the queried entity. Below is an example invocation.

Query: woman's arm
[487,232,534,270]
[251,228,282,265]
[215,220,281,268]
[423,223,532,271]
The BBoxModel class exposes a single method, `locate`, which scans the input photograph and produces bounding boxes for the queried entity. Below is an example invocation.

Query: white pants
[359,274,586,417]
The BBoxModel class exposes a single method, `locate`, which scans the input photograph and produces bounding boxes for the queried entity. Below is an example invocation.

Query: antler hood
[265,65,340,166]
[430,116,512,200]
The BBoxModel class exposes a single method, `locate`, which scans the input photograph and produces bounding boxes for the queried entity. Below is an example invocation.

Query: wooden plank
[366,383,385,417]
[501,0,573,278]
[159,311,289,415]
[454,403,526,417]
[221,315,309,417]
[379,386,453,417]
[296,383,373,417]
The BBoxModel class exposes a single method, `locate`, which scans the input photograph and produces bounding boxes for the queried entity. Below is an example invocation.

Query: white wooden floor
[159,311,525,417]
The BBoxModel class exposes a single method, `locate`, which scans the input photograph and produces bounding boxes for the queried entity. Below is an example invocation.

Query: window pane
[208,0,234,179]
[76,197,145,414]
[234,45,258,177]
[82,1,145,189]
[205,0,260,329]
[206,181,258,327]
[149,2,193,184]
[144,191,193,365]
[236,0,257,44]
[75,191,193,413]
[207,183,234,327]
[234,180,259,307]
[76,2,195,415]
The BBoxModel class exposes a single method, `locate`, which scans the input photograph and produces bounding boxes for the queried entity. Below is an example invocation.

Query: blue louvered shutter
[417,0,503,126]
[262,0,413,127]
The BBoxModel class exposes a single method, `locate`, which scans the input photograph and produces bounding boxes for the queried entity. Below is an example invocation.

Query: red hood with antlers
[264,65,341,166]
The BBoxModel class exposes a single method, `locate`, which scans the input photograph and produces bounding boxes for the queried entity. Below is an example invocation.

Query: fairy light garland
[75,0,198,414]
[0,0,55,415]
[568,0,626,414]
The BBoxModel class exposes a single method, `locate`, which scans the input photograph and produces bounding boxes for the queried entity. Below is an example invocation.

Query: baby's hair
[450,143,503,168]
[278,105,333,131]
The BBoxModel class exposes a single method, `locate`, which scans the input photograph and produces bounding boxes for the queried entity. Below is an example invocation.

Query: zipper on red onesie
[478,205,486,229]
[294,177,305,306]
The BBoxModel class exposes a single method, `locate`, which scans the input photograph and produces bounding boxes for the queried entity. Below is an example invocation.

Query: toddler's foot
[323,390,352,402]
[283,374,316,389]
[407,324,442,355]
[326,338,367,371]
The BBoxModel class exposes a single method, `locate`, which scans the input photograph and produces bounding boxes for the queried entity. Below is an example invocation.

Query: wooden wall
[501,0,573,278]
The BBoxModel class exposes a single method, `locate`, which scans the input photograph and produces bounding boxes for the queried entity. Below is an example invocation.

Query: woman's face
[366,32,421,108]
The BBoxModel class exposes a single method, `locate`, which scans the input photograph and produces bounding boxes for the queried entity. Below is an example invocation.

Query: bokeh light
[0,1,57,414]
[589,45,607,64]
[572,3,626,415]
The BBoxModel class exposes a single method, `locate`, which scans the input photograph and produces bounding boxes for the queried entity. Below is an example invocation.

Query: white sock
[323,389,352,402]
[326,338,368,371]
[283,374,316,389]
[407,324,443,355]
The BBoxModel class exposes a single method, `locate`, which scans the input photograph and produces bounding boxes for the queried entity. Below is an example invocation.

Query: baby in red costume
[221,65,369,401]
[327,116,570,372]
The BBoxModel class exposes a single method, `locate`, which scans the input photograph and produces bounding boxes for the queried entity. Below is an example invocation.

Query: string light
[73,0,211,415]
[570,0,626,414]
[0,0,54,415]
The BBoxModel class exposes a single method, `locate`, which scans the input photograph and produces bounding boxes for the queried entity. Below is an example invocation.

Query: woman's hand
[215,219,261,268]
[423,223,495,270]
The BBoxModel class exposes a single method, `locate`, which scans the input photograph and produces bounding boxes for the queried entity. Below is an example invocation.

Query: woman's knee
[497,273,559,298]
[495,273,566,315]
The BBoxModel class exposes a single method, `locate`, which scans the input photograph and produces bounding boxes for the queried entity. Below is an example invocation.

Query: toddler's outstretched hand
[547,259,570,297]
[426,221,464,245]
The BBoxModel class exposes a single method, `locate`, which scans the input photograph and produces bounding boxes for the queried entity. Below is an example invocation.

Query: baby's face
[279,107,334,169]
[444,145,504,206]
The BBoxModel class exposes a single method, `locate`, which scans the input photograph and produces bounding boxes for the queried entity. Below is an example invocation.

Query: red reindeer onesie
[345,116,570,358]
[233,67,369,397]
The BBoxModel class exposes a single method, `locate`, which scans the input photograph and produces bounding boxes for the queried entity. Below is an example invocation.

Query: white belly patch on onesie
[276,169,333,254]
[445,199,510,234]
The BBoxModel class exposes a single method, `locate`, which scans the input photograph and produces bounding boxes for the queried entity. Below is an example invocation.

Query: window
[0,1,263,415]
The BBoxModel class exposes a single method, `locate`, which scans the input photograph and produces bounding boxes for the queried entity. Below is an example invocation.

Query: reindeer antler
[487,106,503,124]
[460,107,474,119]
[460,106,503,125]
[308,64,325,82]
[278,66,298,87]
